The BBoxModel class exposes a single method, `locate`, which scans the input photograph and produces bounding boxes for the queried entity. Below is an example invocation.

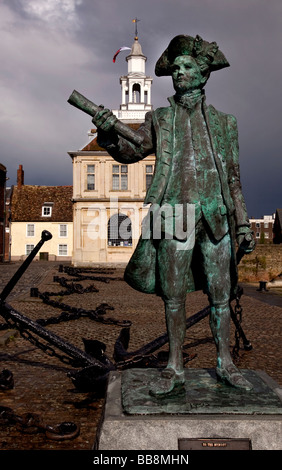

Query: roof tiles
[11,185,73,222]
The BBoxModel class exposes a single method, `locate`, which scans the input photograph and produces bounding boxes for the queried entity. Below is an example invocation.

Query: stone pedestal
[95,369,282,450]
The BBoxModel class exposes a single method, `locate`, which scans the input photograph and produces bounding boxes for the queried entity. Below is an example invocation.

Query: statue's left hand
[237,231,256,254]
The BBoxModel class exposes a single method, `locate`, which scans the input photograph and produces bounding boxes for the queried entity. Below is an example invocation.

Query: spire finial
[132,18,140,40]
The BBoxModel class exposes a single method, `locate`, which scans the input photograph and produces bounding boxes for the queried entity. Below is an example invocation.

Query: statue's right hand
[92,107,117,133]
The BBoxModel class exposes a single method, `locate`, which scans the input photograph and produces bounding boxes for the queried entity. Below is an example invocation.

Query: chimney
[17,165,24,189]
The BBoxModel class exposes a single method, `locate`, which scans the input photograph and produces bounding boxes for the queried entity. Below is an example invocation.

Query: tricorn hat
[155,34,230,77]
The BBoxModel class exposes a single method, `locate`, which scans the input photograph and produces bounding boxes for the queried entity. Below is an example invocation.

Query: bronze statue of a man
[92,35,255,396]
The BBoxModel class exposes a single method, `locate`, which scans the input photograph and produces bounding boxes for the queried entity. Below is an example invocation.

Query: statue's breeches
[157,219,231,304]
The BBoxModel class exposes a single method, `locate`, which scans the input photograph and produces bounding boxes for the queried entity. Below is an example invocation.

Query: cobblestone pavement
[0,261,281,450]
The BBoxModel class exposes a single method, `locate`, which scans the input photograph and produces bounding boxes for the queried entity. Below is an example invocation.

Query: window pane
[59,244,67,256]
[146,174,153,190]
[112,165,119,174]
[112,174,120,190]
[87,165,95,173]
[121,165,128,173]
[42,206,52,216]
[108,214,132,246]
[26,244,34,255]
[145,164,154,190]
[121,174,128,190]
[60,224,67,237]
[87,174,95,190]
[27,224,34,236]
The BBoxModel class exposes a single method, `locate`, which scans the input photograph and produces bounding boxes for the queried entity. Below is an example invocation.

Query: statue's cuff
[236,225,251,235]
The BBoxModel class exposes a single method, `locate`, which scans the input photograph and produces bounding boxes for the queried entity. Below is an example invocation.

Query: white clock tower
[112,35,153,123]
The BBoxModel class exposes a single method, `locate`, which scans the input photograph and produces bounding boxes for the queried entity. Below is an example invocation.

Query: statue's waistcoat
[145,100,236,223]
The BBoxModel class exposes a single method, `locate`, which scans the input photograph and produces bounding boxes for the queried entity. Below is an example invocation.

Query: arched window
[108,213,132,246]
[132,83,141,103]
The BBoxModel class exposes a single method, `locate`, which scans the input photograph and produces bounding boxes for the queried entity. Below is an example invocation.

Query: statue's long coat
[105,96,250,297]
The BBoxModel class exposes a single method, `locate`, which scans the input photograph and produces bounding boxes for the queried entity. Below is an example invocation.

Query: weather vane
[132,18,140,40]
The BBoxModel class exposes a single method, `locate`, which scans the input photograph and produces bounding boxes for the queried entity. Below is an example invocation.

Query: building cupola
[112,24,153,123]
[126,38,146,75]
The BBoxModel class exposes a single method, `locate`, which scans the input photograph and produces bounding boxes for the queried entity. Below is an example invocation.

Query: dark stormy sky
[1,0,282,218]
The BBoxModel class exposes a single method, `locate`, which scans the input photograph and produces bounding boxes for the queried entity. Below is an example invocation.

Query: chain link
[36,275,131,328]
[232,294,243,359]
[0,406,80,440]
[0,313,81,367]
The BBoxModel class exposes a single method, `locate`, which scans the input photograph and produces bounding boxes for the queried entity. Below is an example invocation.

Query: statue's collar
[169,89,205,110]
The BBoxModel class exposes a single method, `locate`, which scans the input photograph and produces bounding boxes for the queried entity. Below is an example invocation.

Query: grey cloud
[1,0,282,217]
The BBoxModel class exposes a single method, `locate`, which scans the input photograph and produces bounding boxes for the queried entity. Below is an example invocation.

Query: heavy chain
[36,298,131,328]
[36,275,131,328]
[1,314,80,367]
[0,273,131,331]
[232,294,243,359]
[0,406,80,440]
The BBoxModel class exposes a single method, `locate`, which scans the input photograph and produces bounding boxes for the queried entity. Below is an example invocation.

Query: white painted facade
[10,221,73,261]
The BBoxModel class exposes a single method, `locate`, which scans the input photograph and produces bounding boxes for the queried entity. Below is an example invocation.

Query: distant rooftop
[11,185,73,222]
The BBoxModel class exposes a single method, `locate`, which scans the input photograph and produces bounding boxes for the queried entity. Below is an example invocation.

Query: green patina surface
[122,368,282,415]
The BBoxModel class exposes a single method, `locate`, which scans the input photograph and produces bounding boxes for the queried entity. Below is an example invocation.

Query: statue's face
[172,55,205,94]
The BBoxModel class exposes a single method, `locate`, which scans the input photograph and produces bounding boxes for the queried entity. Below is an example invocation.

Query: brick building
[249,215,275,243]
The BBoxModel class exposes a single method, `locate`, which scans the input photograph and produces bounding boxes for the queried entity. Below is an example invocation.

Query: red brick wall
[250,221,274,242]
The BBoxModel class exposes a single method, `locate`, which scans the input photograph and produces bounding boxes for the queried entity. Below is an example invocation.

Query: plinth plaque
[178,438,252,450]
